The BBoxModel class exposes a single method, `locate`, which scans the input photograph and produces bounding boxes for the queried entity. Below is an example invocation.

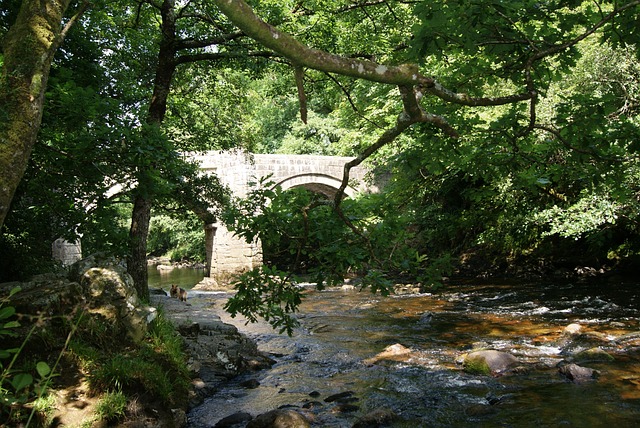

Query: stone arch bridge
[189,151,375,285]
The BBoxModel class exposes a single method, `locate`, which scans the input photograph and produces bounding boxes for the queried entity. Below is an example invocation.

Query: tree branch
[323,72,386,130]
[333,84,456,208]
[214,0,426,83]
[57,1,92,48]
[294,66,307,123]
[534,124,628,162]
[175,30,244,50]
[326,84,456,263]
[526,0,640,67]
[212,0,538,108]
[175,50,274,65]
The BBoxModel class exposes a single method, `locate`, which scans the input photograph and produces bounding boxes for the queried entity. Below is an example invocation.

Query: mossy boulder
[572,347,615,363]
[462,350,519,376]
[1,254,156,345]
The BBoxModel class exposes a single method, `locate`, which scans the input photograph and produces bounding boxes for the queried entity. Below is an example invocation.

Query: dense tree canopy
[1,1,639,324]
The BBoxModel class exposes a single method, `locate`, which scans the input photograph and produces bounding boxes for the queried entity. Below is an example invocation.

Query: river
[150,269,640,427]
[147,264,206,290]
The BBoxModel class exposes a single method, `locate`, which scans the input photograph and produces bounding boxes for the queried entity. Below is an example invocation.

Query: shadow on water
[182,277,640,427]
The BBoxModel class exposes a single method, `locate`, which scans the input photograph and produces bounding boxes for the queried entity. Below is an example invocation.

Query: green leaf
[536,178,551,186]
[36,361,51,378]
[0,307,16,321]
[2,321,20,329]
[11,373,33,392]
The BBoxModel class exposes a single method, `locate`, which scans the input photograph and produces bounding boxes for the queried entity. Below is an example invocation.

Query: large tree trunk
[0,0,73,230]
[126,0,177,299]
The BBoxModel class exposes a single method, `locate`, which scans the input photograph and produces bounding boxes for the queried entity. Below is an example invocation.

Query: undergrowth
[1,284,191,427]
[72,309,191,409]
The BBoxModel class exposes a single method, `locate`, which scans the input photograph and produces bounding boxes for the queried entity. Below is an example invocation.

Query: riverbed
[151,270,640,426]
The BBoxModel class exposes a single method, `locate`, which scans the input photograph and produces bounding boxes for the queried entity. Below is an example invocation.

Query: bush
[148,214,205,262]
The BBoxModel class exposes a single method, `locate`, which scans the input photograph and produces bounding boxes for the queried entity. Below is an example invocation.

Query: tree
[123,0,275,298]
[1,0,233,287]
[2,0,639,305]
[0,0,88,230]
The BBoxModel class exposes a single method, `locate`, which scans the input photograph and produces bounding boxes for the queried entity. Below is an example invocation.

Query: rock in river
[246,409,310,428]
[363,343,412,365]
[462,350,519,376]
[558,363,599,383]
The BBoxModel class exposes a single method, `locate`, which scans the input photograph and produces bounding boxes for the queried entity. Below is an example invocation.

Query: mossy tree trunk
[0,0,76,230]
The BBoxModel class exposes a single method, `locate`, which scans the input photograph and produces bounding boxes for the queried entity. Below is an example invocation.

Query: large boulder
[462,350,519,376]
[71,255,156,342]
[0,254,156,344]
[0,274,85,317]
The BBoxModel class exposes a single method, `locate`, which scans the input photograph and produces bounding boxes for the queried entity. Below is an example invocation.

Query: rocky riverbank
[148,288,275,410]
[153,288,328,427]
[0,256,278,427]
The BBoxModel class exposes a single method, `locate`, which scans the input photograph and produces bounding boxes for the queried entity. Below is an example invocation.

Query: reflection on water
[189,279,640,427]
[147,265,205,290]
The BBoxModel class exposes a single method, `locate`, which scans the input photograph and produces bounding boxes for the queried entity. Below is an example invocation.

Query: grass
[95,390,127,423]
[74,310,191,408]
[31,394,57,426]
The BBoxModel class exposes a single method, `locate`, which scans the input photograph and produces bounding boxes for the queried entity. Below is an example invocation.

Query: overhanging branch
[333,85,457,210]
[175,50,274,65]
[212,0,537,108]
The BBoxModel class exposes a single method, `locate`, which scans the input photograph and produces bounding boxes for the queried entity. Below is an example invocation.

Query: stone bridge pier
[190,151,374,286]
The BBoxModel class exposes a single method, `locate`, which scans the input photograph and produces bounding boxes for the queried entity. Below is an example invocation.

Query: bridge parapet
[190,151,370,197]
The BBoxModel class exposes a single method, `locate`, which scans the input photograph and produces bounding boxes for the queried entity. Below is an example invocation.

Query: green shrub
[148,214,205,262]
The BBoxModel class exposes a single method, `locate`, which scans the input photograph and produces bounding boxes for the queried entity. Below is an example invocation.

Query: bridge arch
[274,173,357,198]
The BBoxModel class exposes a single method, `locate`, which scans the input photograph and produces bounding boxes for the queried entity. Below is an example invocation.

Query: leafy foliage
[95,390,127,423]
[224,266,303,335]
[2,0,640,335]
[75,310,190,408]
[148,213,206,262]
[222,178,455,329]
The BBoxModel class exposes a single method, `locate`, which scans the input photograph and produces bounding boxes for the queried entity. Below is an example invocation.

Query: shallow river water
[153,271,640,427]
[147,265,205,290]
